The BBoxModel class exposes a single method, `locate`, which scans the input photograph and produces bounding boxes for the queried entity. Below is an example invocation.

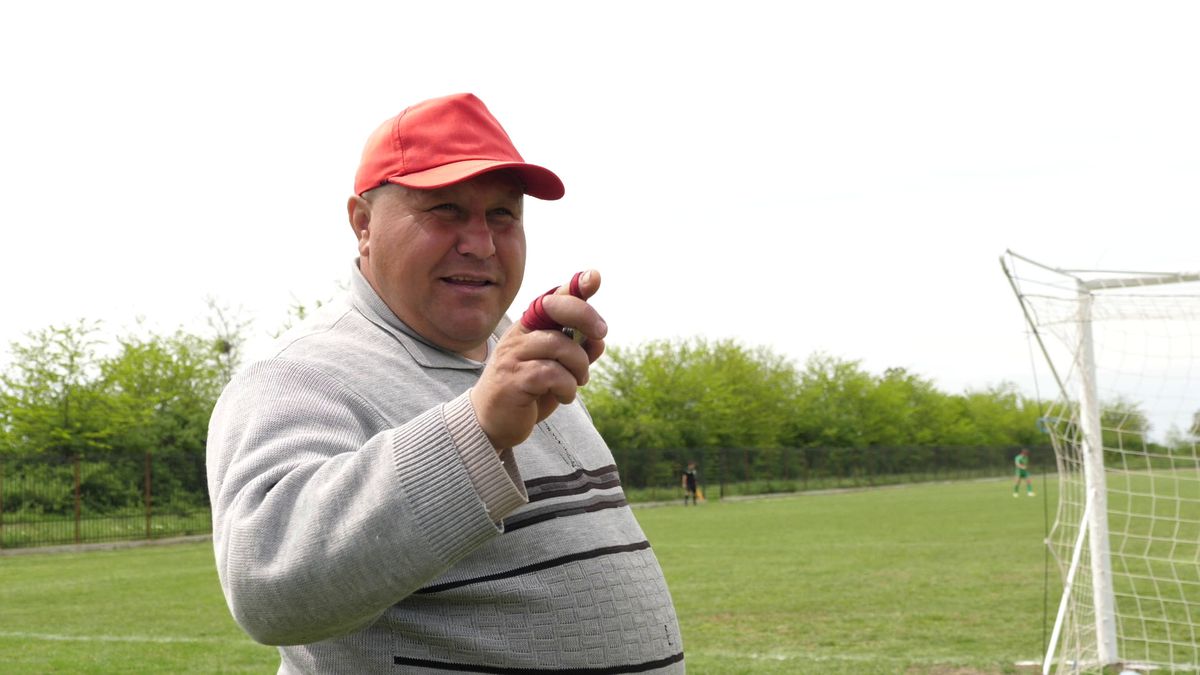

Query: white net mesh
[1003,252,1200,673]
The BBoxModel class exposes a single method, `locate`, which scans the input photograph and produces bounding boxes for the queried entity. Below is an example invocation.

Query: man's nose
[456,215,496,258]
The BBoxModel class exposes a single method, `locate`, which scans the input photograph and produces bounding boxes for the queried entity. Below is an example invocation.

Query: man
[1013,448,1034,497]
[207,93,685,673]
[681,461,699,506]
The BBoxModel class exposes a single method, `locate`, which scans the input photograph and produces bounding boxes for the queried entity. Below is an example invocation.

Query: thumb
[559,269,600,302]
[520,270,601,332]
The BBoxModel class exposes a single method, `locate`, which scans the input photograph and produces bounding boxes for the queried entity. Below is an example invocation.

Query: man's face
[350,172,526,358]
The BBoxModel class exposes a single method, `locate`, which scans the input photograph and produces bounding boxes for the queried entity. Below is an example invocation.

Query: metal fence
[611,444,1047,502]
[0,451,210,550]
[1,444,1045,550]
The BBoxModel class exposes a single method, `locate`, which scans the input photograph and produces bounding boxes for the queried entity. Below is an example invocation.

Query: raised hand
[470,270,607,450]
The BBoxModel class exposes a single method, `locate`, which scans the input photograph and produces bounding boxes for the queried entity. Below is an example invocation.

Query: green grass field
[0,477,1055,673]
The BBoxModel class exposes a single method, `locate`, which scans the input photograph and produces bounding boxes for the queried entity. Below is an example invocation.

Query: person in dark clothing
[682,461,699,506]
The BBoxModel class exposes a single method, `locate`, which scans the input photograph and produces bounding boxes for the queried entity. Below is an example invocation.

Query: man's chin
[435,317,500,355]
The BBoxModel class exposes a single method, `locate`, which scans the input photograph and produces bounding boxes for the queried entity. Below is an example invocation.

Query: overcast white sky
[3,1,1199,410]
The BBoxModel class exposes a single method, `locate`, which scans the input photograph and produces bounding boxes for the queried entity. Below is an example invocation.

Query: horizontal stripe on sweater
[415,541,651,595]
[523,465,622,503]
[393,650,685,673]
[502,493,629,534]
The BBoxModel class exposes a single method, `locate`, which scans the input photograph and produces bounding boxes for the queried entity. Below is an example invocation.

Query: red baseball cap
[354,93,565,200]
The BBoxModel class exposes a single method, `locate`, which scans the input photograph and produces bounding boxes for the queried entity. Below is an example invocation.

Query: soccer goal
[1001,251,1200,674]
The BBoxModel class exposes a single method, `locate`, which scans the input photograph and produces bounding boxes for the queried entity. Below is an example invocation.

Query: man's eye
[430,204,461,217]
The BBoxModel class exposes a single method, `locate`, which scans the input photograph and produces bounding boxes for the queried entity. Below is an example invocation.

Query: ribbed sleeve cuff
[390,404,498,564]
[443,391,528,523]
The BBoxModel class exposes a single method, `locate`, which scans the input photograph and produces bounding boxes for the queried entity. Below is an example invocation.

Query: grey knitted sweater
[206,265,684,674]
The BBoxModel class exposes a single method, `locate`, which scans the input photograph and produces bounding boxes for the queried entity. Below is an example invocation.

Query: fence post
[743,449,751,493]
[145,452,152,540]
[719,448,726,500]
[1,457,5,549]
[74,455,82,545]
[802,449,809,491]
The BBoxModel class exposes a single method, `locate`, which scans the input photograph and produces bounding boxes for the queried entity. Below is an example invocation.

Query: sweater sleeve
[206,359,527,646]
[442,393,528,522]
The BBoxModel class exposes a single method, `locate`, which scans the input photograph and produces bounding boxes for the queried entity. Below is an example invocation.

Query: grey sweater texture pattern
[206,266,685,674]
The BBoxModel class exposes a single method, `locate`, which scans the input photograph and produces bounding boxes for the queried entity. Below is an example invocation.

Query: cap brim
[388,159,565,201]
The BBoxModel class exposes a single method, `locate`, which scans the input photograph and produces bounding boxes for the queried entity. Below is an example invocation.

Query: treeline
[0,318,240,515]
[582,339,1056,490]
[0,320,236,459]
[584,337,1048,451]
[2,323,1053,494]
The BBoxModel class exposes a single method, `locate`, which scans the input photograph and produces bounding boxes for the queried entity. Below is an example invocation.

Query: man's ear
[347,195,371,257]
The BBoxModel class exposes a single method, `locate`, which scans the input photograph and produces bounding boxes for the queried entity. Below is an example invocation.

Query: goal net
[1001,251,1200,674]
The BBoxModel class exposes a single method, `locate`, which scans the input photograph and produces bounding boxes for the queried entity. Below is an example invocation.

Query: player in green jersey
[1013,448,1034,497]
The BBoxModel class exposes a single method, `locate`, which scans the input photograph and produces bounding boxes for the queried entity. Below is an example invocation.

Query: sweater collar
[348,259,499,371]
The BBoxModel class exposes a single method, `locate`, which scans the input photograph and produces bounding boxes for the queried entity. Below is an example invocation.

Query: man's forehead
[403,172,525,201]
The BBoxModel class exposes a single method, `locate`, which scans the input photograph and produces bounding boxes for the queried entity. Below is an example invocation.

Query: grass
[0,542,276,673]
[0,477,1054,673]
[641,479,1055,673]
[1057,469,1200,669]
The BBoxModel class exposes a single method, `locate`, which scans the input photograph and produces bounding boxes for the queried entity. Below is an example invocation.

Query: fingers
[473,270,607,449]
[519,270,606,342]
[581,336,605,364]
[472,331,589,449]
[553,270,606,345]
[551,270,598,344]
[505,328,596,384]
[519,268,606,368]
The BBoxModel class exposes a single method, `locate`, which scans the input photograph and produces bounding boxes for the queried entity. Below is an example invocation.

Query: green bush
[1,461,76,515]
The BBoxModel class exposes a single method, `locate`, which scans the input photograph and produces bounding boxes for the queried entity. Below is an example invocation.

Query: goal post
[1001,250,1200,674]
[1075,282,1119,669]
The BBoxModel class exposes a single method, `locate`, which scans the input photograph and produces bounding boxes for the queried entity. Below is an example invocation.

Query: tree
[586,338,797,451]
[206,298,250,386]
[1164,425,1193,453]
[101,329,227,457]
[863,366,960,448]
[1100,396,1151,450]
[790,358,990,449]
[951,382,1045,448]
[1,309,244,460]
[0,320,112,455]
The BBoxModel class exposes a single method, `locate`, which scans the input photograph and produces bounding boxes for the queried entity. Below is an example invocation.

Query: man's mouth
[443,276,493,287]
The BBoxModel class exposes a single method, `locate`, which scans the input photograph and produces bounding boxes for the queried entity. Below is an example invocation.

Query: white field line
[695,650,799,661]
[0,630,241,645]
